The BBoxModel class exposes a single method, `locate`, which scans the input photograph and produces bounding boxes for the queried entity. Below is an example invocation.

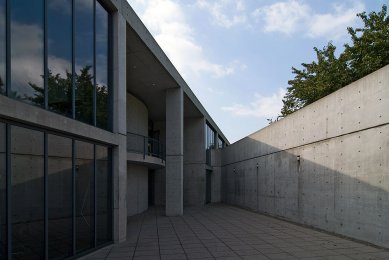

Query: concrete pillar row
[165,87,184,216]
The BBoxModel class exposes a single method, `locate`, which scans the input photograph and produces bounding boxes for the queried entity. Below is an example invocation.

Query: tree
[280,5,388,117]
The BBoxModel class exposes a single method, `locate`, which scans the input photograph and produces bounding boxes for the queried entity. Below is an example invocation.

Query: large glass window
[1,122,113,259]
[0,0,5,94]
[75,0,94,124]
[206,123,215,150]
[0,123,5,259]
[48,134,72,259]
[11,125,44,259]
[96,145,111,246]
[47,0,72,116]
[10,0,44,106]
[75,140,95,253]
[96,1,110,129]
[5,0,112,129]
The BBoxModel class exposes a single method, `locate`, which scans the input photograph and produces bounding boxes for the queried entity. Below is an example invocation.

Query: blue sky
[127,0,385,143]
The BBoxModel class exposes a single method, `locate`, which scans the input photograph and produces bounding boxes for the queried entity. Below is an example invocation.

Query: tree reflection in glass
[75,0,94,124]
[47,0,72,116]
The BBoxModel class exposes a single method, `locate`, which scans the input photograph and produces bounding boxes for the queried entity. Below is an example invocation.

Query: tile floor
[85,204,389,260]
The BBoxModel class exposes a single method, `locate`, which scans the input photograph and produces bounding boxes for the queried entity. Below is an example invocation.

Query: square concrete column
[165,88,184,216]
[112,12,127,242]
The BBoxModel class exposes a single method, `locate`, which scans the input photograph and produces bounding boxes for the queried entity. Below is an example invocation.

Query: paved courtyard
[86,204,389,260]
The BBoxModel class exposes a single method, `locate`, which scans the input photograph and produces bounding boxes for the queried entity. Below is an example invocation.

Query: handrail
[127,132,165,161]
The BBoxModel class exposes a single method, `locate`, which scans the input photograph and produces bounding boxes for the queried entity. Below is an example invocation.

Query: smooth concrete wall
[127,164,148,216]
[220,65,389,248]
[126,93,148,135]
[183,117,206,206]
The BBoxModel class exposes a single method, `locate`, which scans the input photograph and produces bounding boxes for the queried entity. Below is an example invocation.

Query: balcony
[127,132,165,168]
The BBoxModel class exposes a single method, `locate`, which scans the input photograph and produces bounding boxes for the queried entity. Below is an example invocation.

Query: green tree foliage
[281,5,388,117]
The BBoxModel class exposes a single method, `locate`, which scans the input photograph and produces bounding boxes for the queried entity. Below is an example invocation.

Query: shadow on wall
[221,124,389,248]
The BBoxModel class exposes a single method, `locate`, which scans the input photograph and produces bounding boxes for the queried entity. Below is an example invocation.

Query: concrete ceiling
[126,25,203,121]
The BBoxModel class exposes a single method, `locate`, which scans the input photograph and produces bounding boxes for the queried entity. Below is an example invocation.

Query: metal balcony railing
[127,132,165,161]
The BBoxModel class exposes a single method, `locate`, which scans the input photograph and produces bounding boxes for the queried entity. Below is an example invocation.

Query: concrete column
[112,12,127,243]
[165,88,184,216]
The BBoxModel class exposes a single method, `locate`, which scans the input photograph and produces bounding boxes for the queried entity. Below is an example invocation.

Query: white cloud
[129,0,240,78]
[222,88,286,118]
[197,0,247,28]
[253,0,365,40]
[253,0,310,34]
[307,2,365,40]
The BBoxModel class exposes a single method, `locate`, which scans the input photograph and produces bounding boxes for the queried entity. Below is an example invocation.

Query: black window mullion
[44,133,48,260]
[107,12,113,131]
[43,0,48,109]
[6,124,11,259]
[72,139,76,256]
[71,0,75,120]
[5,0,9,96]
[94,144,97,248]
[93,0,96,127]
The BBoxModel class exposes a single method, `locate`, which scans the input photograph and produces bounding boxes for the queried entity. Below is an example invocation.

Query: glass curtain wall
[96,145,111,245]
[75,141,94,253]
[47,0,72,116]
[10,0,44,106]
[0,0,5,94]
[1,0,111,130]
[11,126,45,259]
[48,134,73,259]
[0,121,112,259]
[0,123,5,259]
[205,123,215,150]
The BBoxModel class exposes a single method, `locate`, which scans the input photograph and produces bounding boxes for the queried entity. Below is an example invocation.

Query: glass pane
[0,123,6,258]
[48,134,72,259]
[0,0,5,94]
[75,141,94,252]
[11,125,44,259]
[10,0,44,106]
[75,0,94,124]
[47,0,72,116]
[96,2,110,130]
[96,145,111,245]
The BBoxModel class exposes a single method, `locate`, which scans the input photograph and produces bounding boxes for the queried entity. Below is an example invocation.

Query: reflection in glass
[11,125,44,259]
[47,0,72,116]
[48,134,72,259]
[10,0,44,106]
[0,123,5,258]
[96,145,111,245]
[96,2,110,129]
[75,141,94,253]
[0,0,5,94]
[75,0,94,124]
[206,124,215,149]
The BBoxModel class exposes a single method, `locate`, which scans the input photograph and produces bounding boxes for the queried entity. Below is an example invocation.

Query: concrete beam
[165,88,183,216]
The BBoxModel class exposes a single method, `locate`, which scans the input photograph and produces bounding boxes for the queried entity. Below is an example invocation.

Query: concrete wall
[127,164,148,216]
[126,93,148,135]
[126,93,149,216]
[220,65,389,248]
[183,117,206,206]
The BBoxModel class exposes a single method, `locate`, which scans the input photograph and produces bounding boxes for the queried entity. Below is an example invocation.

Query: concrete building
[1,0,388,259]
[0,0,228,259]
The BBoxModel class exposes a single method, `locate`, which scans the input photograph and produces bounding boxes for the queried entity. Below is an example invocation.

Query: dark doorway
[206,170,212,204]
[148,170,155,206]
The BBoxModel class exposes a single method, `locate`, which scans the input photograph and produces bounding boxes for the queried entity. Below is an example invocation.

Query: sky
[127,0,385,143]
